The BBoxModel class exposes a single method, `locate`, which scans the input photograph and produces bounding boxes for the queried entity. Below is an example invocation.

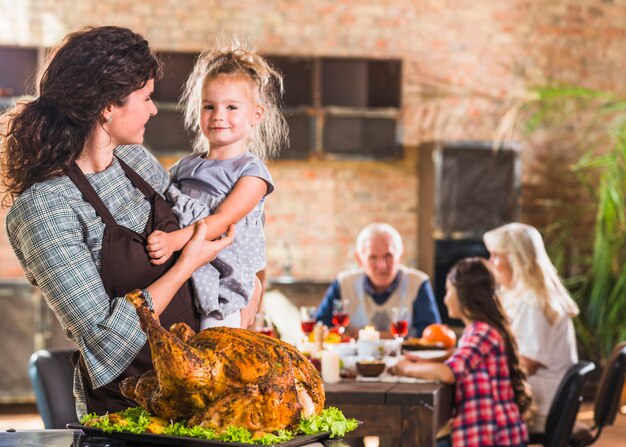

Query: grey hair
[356,223,404,255]
[180,41,288,160]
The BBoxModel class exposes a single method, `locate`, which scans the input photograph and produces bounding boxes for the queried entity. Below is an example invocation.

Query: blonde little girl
[147,45,288,330]
[390,258,532,447]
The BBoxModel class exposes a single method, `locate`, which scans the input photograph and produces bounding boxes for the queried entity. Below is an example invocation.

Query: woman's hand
[178,221,234,274]
[147,221,234,316]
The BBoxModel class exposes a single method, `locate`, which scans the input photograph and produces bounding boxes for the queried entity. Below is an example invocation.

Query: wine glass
[254,313,274,337]
[390,306,409,339]
[300,306,317,336]
[331,299,350,334]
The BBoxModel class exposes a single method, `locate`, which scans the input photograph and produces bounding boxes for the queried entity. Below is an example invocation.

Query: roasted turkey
[120,290,325,434]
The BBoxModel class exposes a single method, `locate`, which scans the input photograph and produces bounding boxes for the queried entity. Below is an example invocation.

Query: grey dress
[169,152,274,320]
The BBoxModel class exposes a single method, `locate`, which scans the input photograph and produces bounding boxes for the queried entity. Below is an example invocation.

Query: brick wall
[1,0,624,280]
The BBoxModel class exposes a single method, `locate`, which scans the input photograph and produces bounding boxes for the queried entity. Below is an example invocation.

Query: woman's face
[489,251,513,288]
[108,79,157,146]
[443,279,463,320]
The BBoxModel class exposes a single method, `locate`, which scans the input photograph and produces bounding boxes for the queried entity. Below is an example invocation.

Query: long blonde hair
[483,223,579,325]
[180,41,288,160]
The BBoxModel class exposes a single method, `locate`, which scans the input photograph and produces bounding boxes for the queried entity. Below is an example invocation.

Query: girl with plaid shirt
[390,258,532,447]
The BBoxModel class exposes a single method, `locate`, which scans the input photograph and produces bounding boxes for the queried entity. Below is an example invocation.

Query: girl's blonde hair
[483,222,579,325]
[180,42,288,160]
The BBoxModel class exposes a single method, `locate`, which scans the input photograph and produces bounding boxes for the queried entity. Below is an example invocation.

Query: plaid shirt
[445,321,528,447]
[5,145,169,416]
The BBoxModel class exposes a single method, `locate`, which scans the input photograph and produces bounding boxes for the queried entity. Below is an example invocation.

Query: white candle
[321,350,341,383]
[358,325,380,342]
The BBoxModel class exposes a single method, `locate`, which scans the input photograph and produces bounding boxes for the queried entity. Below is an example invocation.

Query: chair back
[543,361,596,447]
[593,342,626,429]
[28,348,78,429]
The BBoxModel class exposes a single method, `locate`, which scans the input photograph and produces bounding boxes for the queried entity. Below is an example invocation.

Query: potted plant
[499,85,626,366]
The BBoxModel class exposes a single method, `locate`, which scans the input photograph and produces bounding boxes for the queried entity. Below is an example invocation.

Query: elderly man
[316,223,441,338]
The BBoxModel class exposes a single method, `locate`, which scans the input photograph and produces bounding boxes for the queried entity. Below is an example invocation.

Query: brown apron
[67,157,200,415]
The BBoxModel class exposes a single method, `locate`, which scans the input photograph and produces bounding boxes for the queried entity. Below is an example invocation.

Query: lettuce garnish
[299,406,359,438]
[81,406,358,444]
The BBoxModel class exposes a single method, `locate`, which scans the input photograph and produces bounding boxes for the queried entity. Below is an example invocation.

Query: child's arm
[147,226,195,265]
[199,176,269,242]
[147,176,268,265]
[389,357,456,383]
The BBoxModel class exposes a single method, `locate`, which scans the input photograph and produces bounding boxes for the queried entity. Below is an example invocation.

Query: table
[324,380,453,447]
[0,429,351,447]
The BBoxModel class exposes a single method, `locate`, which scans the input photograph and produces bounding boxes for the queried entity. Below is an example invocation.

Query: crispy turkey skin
[120,290,325,433]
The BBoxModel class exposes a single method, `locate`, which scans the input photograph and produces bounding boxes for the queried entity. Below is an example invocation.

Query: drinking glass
[390,306,409,339]
[331,299,350,334]
[300,306,317,336]
[254,313,274,337]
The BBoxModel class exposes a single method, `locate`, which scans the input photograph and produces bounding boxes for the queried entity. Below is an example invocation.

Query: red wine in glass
[254,313,274,337]
[259,328,274,337]
[390,320,409,338]
[332,312,350,328]
[301,320,316,335]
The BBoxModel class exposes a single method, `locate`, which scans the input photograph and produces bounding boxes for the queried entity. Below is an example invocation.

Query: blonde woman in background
[483,222,579,433]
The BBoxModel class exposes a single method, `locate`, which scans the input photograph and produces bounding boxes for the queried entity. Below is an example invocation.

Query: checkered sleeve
[445,322,497,381]
[6,186,149,389]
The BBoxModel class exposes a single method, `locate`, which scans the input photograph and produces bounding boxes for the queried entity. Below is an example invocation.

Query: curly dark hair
[448,257,533,418]
[0,26,162,205]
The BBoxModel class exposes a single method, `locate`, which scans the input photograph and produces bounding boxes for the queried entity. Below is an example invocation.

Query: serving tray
[67,423,331,447]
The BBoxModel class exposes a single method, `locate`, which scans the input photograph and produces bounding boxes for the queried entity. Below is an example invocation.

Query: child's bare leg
[241,276,262,329]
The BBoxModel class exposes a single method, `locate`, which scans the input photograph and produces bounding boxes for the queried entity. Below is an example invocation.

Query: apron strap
[67,162,117,226]
[117,157,159,199]
[67,157,162,226]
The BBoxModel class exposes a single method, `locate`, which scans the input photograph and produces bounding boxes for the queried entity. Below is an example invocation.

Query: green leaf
[519,84,626,362]
[299,406,359,438]
[81,406,359,444]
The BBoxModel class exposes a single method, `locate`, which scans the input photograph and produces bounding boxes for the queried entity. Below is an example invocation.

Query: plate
[401,338,447,351]
[67,423,331,447]
[403,350,451,362]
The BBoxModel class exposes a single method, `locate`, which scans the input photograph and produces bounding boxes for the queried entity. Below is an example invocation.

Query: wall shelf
[0,46,403,160]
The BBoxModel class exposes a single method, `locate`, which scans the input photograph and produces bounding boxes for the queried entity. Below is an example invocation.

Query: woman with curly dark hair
[390,258,532,447]
[0,26,234,418]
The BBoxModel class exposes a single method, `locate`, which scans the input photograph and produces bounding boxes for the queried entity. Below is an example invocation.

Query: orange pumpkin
[421,324,457,349]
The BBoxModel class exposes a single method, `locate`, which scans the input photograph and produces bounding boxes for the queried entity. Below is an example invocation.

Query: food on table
[402,324,457,351]
[402,337,446,350]
[83,405,359,444]
[307,327,353,344]
[355,359,386,377]
[403,349,453,363]
[421,323,457,349]
[119,290,325,435]
[85,408,169,434]
[323,332,342,344]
